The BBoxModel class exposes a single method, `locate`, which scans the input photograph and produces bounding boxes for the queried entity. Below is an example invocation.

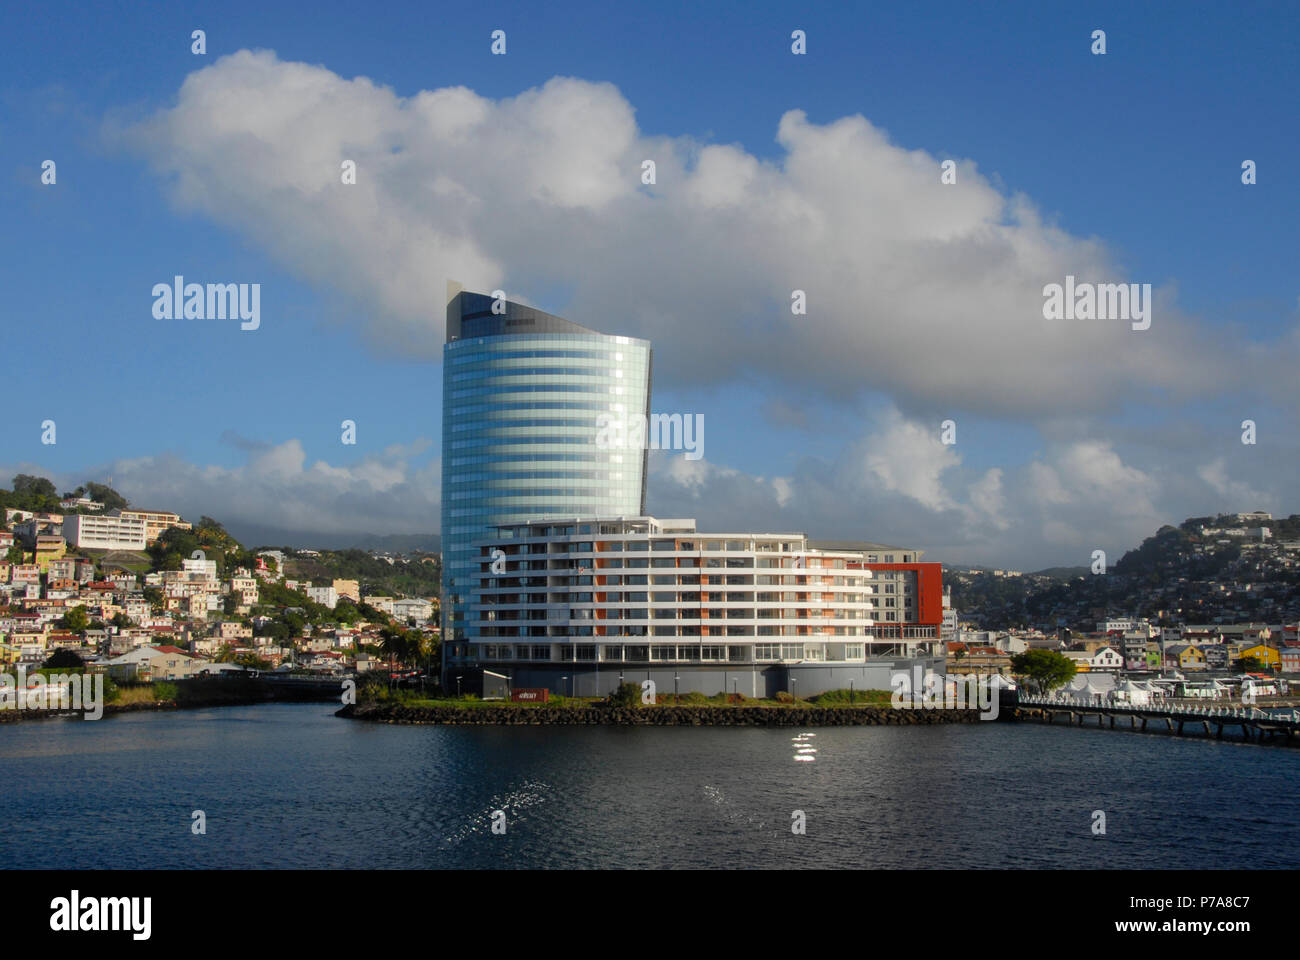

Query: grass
[111,683,176,705]
[366,690,895,709]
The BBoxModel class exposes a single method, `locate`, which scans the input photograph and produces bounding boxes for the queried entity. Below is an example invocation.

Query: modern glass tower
[440,283,651,680]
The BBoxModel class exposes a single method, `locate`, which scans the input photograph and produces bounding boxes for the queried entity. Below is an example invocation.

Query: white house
[1089,646,1124,671]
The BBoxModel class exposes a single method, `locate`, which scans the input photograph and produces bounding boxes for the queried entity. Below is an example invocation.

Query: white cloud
[3,441,439,541]
[1197,458,1276,514]
[116,50,1279,421]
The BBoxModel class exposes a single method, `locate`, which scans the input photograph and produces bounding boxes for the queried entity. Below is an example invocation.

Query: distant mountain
[1030,566,1091,579]
[221,522,440,555]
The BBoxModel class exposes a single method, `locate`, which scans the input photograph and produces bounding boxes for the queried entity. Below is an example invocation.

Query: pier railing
[1015,692,1300,744]
[1017,692,1292,721]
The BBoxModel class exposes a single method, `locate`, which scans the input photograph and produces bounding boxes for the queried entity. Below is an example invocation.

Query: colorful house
[1165,643,1207,671]
[1236,642,1280,669]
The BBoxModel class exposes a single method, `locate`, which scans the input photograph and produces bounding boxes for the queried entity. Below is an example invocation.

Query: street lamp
[456,674,462,698]
[791,676,797,700]
[674,672,679,700]
[562,675,567,699]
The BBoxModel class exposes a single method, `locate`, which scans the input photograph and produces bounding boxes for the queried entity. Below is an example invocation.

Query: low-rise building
[1165,643,1208,671]
[103,645,209,681]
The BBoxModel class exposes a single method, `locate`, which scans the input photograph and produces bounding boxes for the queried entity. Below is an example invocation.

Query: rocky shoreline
[0,685,342,723]
[338,702,982,726]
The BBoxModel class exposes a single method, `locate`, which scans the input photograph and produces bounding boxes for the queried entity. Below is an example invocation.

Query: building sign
[511,688,549,703]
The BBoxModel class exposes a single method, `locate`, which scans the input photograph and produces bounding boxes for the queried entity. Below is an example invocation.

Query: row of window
[471,642,871,662]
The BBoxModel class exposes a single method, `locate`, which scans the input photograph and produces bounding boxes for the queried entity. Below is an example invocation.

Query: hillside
[280,549,441,600]
[950,513,1300,631]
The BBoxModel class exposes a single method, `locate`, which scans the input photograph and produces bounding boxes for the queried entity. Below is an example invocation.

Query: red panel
[846,561,944,628]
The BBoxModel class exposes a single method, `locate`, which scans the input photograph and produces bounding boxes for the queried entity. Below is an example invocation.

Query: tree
[1010,649,1077,693]
[12,474,56,500]
[1238,656,1267,673]
[43,648,85,670]
[143,586,165,613]
[60,606,90,634]
[379,626,408,674]
[84,482,128,511]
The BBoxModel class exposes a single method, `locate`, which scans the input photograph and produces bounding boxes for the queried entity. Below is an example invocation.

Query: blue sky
[1,1,1296,566]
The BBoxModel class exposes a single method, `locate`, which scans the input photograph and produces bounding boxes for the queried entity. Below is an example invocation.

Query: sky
[1,0,1297,568]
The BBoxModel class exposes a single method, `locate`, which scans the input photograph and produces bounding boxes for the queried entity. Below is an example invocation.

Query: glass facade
[440,285,651,671]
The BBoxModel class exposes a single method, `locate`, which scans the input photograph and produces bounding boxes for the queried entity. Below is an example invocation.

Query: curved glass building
[441,283,651,677]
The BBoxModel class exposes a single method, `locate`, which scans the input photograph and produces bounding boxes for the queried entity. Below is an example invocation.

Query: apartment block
[459,516,943,697]
[63,514,147,551]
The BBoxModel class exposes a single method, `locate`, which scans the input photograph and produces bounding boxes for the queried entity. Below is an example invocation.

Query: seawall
[338,702,983,726]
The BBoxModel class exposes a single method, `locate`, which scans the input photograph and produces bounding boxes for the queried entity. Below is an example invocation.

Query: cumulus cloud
[639,408,1270,568]
[3,440,439,541]
[114,49,1287,421]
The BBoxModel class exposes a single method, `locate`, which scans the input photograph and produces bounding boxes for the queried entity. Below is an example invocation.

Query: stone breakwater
[338,702,982,726]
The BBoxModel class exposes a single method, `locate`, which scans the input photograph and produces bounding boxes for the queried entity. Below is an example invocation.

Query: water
[1,704,1295,869]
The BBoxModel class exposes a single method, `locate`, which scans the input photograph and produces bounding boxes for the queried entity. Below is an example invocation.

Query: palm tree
[379,626,406,686]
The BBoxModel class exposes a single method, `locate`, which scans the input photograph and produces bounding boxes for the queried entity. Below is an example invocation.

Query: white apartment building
[456,516,945,697]
[306,585,338,609]
[392,598,434,621]
[62,514,147,551]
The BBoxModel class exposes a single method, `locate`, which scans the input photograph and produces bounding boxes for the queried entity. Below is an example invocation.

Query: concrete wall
[463,658,946,698]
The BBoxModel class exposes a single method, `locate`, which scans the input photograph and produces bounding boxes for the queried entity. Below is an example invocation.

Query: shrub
[605,682,642,708]
[681,691,709,705]
[152,682,179,702]
[810,688,892,706]
[775,690,795,704]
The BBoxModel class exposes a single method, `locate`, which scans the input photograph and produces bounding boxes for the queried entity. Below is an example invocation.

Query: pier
[1014,692,1300,745]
